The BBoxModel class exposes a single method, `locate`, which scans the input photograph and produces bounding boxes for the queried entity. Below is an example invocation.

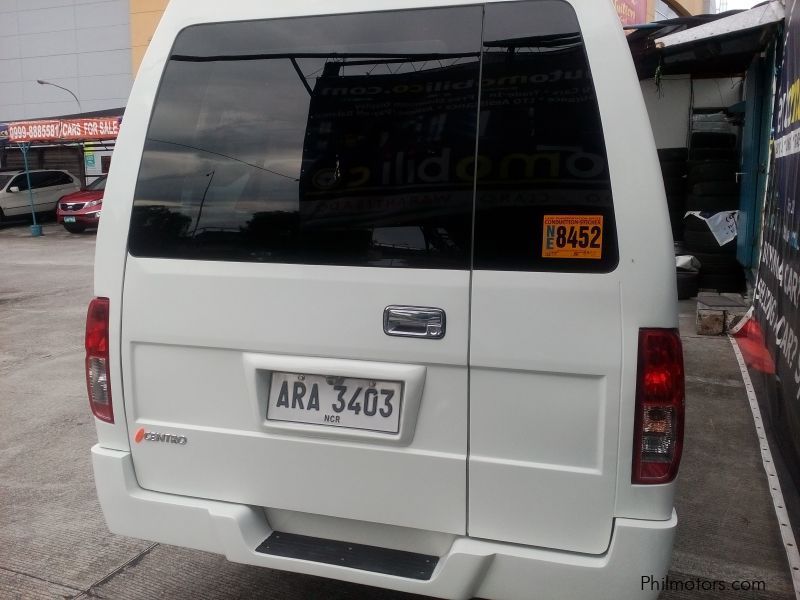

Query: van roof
[161,0,574,27]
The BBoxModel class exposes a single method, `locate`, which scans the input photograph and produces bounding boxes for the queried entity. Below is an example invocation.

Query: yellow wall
[675,0,707,15]
[129,0,710,74]
[130,0,170,74]
[657,0,707,17]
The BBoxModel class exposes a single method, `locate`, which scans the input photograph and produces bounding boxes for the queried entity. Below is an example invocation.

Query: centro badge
[134,427,188,445]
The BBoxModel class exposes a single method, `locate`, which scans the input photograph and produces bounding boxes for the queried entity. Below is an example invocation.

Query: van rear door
[468,1,623,555]
[121,7,483,535]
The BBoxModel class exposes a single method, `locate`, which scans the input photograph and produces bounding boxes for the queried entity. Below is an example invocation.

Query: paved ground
[0,221,795,599]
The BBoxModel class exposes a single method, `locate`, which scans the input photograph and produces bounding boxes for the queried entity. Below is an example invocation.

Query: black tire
[683,214,708,232]
[687,160,738,183]
[669,210,685,241]
[667,194,686,213]
[691,251,740,272]
[685,193,739,212]
[690,181,740,196]
[691,132,737,149]
[689,148,738,161]
[658,147,689,162]
[684,229,736,254]
[699,269,744,293]
[663,176,687,195]
[661,162,688,179]
[677,270,699,300]
[64,223,87,234]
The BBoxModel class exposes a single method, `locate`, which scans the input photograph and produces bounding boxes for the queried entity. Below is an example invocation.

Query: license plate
[64,216,76,223]
[267,372,402,434]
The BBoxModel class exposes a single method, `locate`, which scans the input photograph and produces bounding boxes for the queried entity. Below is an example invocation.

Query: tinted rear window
[129,2,617,272]
[129,8,483,268]
[475,2,617,272]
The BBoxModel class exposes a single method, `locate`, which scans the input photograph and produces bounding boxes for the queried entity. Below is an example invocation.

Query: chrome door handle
[383,306,446,339]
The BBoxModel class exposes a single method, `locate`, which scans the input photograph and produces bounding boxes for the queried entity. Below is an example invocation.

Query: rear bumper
[92,445,676,600]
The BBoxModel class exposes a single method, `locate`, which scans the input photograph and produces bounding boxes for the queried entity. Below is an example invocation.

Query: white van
[88,1,684,598]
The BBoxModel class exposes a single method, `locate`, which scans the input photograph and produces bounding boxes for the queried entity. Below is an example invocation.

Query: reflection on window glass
[474,1,618,272]
[129,8,483,268]
[128,1,617,272]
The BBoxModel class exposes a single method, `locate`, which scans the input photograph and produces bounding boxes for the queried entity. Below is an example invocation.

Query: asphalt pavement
[0,221,795,599]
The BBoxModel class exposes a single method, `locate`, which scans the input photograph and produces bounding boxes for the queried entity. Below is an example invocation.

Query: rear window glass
[475,2,617,272]
[129,8,483,268]
[129,2,617,272]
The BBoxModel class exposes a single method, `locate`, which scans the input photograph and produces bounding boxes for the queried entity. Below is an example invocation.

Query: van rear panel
[107,0,677,567]
[122,259,471,533]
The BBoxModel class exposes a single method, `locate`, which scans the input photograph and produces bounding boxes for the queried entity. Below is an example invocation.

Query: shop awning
[656,1,784,49]
[628,2,784,79]
[0,108,124,145]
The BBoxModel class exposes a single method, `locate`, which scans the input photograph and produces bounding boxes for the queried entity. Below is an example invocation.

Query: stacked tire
[658,147,689,242]
[683,132,744,293]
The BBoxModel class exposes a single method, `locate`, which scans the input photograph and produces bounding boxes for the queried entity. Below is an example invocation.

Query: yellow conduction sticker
[542,215,603,259]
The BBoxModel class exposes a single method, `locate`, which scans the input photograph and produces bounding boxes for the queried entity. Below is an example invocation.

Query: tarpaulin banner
[751,0,800,459]
[7,116,121,143]
[613,0,647,26]
[0,123,7,147]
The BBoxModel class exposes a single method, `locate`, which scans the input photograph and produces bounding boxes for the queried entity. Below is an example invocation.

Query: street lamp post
[31,79,83,237]
[36,79,82,115]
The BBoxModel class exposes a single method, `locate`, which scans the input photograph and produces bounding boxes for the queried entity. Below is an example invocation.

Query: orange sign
[8,117,121,143]
[542,215,604,259]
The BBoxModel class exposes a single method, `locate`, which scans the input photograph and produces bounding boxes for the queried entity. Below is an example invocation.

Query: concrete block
[697,291,746,310]
[696,309,725,336]
[721,292,747,307]
[725,310,748,333]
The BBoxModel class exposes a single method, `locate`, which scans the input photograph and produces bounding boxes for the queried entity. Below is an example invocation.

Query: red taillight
[85,297,113,423]
[632,328,684,484]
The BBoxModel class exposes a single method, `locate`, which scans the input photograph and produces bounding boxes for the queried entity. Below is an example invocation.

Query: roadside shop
[628,1,784,296]
[0,111,122,187]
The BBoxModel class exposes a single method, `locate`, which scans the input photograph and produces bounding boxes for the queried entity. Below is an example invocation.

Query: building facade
[617,0,716,25]
[0,0,719,124]
[130,0,168,76]
[0,0,133,122]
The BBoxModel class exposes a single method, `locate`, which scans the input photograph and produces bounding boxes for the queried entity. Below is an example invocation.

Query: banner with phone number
[7,117,121,143]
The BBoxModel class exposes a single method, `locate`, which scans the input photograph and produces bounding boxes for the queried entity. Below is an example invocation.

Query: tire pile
[658,147,689,242]
[661,132,745,299]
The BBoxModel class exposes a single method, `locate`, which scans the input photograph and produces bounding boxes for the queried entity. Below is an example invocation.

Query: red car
[57,175,106,233]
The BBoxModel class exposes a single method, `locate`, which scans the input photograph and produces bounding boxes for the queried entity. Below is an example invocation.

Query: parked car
[57,175,106,233]
[0,169,79,225]
[87,1,684,599]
